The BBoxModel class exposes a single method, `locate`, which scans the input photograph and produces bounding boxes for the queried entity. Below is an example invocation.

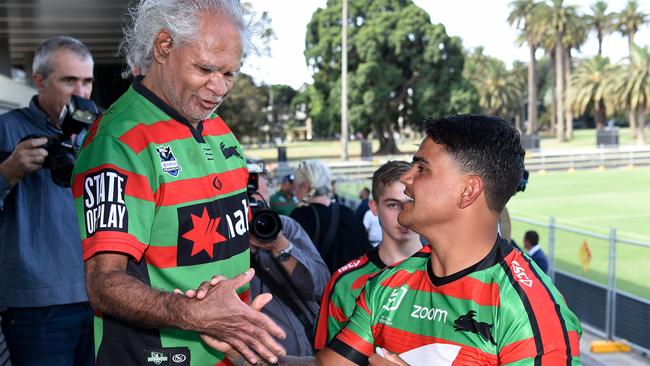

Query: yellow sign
[579,240,592,272]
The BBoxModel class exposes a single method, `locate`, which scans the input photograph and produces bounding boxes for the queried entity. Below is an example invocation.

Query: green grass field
[507,167,650,300]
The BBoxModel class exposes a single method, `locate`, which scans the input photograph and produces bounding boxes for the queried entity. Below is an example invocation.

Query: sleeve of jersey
[497,259,582,365]
[72,135,155,261]
[329,287,375,365]
[314,275,349,350]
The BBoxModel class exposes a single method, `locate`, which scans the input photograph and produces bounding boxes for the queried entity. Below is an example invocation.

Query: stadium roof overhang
[0,0,129,69]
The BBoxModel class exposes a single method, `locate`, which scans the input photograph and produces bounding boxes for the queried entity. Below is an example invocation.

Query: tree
[464,49,521,118]
[304,0,467,154]
[267,84,298,141]
[570,56,619,130]
[510,61,529,131]
[616,0,648,131]
[586,0,615,56]
[508,0,543,134]
[562,15,588,139]
[538,0,582,141]
[617,0,649,53]
[613,45,650,144]
[218,73,269,141]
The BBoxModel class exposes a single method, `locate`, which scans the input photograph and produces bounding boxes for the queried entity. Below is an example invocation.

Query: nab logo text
[511,260,533,287]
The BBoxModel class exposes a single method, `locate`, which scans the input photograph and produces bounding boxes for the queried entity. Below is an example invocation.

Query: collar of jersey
[426,236,512,287]
[132,76,206,143]
[367,245,386,269]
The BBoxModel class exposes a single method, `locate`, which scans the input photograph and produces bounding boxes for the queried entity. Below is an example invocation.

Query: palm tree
[508,0,543,134]
[616,0,648,132]
[617,0,649,53]
[613,45,650,144]
[463,52,522,117]
[511,61,529,131]
[538,0,581,141]
[586,1,615,56]
[562,15,588,139]
[570,56,619,130]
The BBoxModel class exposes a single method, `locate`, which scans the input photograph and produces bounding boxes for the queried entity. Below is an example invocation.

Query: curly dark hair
[423,114,525,212]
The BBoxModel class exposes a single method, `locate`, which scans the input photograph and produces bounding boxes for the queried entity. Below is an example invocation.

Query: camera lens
[251,209,282,242]
[49,155,75,187]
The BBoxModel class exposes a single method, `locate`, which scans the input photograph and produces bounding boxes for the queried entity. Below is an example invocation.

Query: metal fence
[511,216,650,354]
[317,145,650,180]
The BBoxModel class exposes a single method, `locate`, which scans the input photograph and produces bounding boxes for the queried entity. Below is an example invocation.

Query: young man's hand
[369,349,409,366]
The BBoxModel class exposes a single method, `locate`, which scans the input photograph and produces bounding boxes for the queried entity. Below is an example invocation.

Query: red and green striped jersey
[314,246,386,350]
[72,79,250,366]
[331,239,581,366]
[314,246,430,350]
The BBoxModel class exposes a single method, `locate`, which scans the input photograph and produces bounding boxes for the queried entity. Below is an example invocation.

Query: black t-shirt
[291,202,371,274]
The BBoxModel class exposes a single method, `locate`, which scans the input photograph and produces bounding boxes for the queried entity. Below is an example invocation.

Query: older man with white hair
[71,1,285,365]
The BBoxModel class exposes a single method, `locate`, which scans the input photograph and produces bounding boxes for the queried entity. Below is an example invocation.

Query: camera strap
[251,254,316,344]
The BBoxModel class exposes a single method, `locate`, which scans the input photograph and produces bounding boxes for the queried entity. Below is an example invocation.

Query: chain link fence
[511,216,650,354]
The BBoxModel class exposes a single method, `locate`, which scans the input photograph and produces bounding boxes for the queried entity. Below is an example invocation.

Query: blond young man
[313,161,424,350]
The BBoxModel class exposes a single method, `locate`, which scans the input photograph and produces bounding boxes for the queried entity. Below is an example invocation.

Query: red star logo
[182,207,227,257]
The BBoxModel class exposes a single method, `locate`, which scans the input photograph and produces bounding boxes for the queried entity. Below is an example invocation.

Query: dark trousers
[1,302,94,366]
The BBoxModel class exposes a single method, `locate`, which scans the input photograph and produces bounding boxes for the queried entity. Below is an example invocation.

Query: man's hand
[250,232,290,257]
[185,269,286,365]
[194,291,274,363]
[0,137,49,186]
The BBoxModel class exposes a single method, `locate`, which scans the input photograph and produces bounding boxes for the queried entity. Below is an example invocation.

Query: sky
[241,0,650,90]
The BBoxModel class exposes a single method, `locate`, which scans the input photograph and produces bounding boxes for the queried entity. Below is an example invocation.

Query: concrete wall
[0,74,36,113]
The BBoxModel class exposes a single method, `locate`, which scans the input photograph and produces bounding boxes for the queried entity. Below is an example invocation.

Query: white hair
[294,160,332,200]
[120,0,252,76]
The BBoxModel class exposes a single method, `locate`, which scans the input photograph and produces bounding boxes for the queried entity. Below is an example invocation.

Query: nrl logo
[156,145,182,177]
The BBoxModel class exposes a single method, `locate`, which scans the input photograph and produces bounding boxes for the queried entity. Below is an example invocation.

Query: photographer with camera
[177,163,328,356]
[0,36,95,366]
[248,166,329,356]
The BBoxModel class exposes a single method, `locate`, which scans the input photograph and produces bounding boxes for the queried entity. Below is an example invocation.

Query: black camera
[43,95,98,187]
[247,159,282,242]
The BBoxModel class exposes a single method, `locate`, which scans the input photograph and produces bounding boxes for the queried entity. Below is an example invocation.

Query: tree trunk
[636,104,646,145]
[597,30,603,56]
[550,52,557,133]
[555,33,565,141]
[595,100,606,130]
[515,112,523,133]
[527,41,538,134]
[375,121,401,155]
[628,36,637,132]
[564,49,573,140]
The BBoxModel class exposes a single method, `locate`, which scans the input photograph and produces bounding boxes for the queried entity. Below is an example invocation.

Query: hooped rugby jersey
[330,238,581,366]
[314,246,387,350]
[314,245,429,350]
[72,78,249,366]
